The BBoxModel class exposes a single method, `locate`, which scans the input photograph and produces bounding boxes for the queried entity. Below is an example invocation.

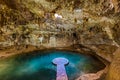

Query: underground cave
[0,0,120,80]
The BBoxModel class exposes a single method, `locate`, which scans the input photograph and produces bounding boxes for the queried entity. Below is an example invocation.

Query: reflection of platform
[52,57,69,80]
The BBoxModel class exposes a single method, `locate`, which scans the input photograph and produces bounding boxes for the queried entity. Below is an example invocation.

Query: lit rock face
[0,0,120,46]
[0,0,119,60]
[107,48,120,80]
[52,58,69,80]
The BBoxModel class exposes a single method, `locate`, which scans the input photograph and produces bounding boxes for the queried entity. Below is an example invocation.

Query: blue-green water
[0,50,105,80]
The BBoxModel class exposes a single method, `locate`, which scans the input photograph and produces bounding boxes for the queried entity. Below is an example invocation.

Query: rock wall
[106,48,120,80]
[0,0,119,62]
[0,0,119,59]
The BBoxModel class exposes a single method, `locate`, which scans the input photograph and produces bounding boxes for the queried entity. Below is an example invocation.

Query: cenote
[0,50,105,80]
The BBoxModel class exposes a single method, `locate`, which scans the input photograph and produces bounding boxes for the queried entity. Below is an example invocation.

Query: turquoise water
[0,50,105,80]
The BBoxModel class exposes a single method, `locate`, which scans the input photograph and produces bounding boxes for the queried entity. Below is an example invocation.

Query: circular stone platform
[52,57,69,65]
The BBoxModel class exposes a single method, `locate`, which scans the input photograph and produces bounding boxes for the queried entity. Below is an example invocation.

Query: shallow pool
[0,50,105,80]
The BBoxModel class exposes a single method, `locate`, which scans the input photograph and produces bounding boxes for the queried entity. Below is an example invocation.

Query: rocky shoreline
[76,66,108,80]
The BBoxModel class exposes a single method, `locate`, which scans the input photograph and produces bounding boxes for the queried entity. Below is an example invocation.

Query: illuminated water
[0,50,105,80]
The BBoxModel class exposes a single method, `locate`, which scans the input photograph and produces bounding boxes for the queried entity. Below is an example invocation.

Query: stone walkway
[52,57,69,80]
